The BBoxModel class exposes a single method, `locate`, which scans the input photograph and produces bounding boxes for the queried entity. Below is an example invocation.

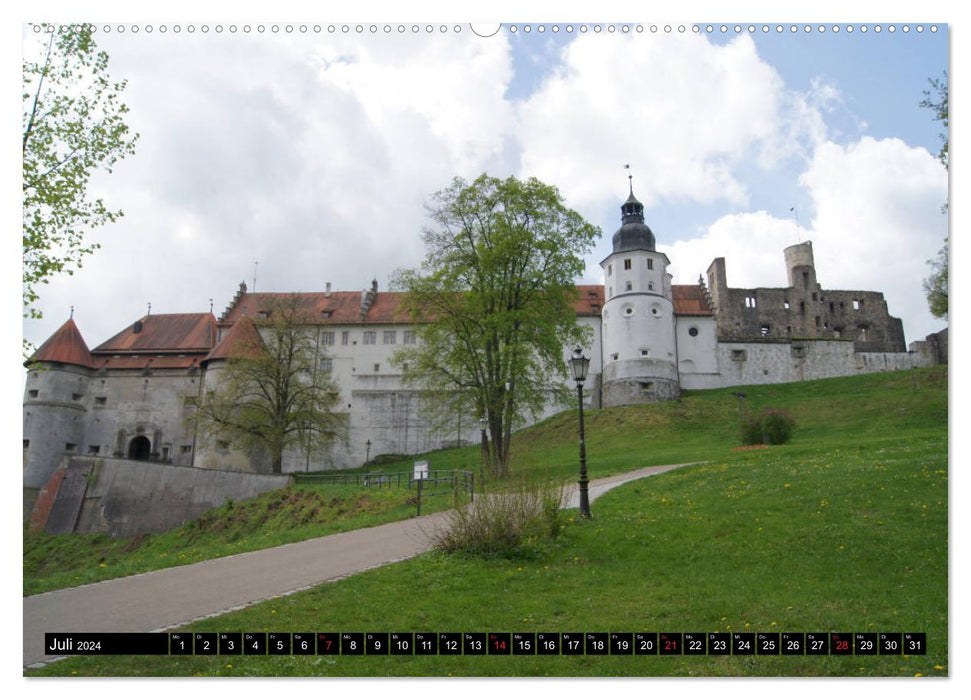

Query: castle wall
[712,339,925,388]
[36,457,291,537]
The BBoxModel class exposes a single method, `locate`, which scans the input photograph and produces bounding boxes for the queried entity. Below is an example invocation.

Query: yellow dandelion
[915,673,922,677]
[99,563,106,568]
[935,665,944,671]
[226,664,232,669]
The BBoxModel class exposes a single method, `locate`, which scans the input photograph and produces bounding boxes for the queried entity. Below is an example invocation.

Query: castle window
[640,349,650,357]
[610,353,619,361]
[319,358,333,372]
[799,301,806,314]
[72,392,83,401]
[363,331,376,345]
[373,363,380,373]
[321,331,335,345]
[28,390,38,399]
[639,381,655,392]
[180,445,192,454]
[853,299,862,310]
[731,349,747,361]
[625,281,632,291]
[403,331,417,345]
[87,445,100,455]
[792,345,806,358]
[648,282,655,291]
[688,326,699,337]
[23,439,29,449]
[258,310,270,319]
[624,259,632,270]
[784,300,790,310]
[744,296,757,308]
[829,302,835,313]
[65,443,77,452]
[607,264,612,276]
[647,259,654,270]
[786,326,792,334]
[760,325,771,336]
[608,287,613,297]
[95,396,107,407]
[812,292,818,302]
[815,316,821,329]
[383,331,396,344]
[859,326,868,342]
[342,331,349,345]
[802,271,809,285]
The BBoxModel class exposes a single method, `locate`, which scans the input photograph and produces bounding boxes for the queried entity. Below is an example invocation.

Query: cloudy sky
[20,13,949,355]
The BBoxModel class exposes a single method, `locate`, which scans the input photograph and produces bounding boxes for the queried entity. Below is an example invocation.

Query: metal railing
[294,469,474,503]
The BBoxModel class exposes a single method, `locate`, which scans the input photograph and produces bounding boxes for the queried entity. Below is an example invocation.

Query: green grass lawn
[24,366,948,676]
[24,483,463,595]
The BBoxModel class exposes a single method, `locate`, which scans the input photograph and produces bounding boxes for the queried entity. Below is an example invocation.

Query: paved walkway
[23,462,695,668]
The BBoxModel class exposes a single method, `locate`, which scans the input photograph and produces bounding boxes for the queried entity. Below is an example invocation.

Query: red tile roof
[27,318,95,368]
[672,285,714,316]
[218,285,709,326]
[204,316,266,365]
[93,313,217,354]
[220,291,413,326]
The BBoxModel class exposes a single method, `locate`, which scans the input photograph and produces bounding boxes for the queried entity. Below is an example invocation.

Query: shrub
[739,408,797,445]
[740,416,764,445]
[429,478,564,558]
[760,408,796,445]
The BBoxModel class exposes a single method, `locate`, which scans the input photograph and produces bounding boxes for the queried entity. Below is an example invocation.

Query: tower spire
[625,163,633,196]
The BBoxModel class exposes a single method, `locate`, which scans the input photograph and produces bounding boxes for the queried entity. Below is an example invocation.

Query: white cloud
[23,30,517,350]
[660,136,948,344]
[517,33,793,208]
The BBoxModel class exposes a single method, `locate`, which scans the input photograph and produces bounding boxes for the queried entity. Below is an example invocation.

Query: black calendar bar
[44,633,169,655]
[43,631,928,656]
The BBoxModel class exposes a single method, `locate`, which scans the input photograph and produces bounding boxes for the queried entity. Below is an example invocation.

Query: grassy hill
[24,366,948,677]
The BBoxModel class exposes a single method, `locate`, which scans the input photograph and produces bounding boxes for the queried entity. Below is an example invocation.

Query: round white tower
[600,189,680,406]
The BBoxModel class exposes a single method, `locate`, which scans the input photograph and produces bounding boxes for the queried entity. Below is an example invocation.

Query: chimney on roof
[325,282,332,298]
[133,320,143,334]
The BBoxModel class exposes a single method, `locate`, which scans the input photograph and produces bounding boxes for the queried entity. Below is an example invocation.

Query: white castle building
[24,188,943,512]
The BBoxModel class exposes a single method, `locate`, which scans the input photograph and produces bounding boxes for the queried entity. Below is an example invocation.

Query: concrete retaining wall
[35,457,292,538]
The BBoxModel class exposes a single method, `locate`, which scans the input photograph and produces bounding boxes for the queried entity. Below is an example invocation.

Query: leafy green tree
[393,174,599,477]
[923,241,948,320]
[920,71,948,169]
[198,296,345,474]
[23,24,138,321]
[919,71,948,320]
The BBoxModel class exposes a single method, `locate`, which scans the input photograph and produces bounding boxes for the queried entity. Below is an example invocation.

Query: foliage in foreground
[22,23,138,322]
[430,478,564,557]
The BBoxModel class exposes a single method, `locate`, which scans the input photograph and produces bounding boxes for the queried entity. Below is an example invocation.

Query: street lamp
[477,415,488,477]
[569,346,591,518]
[365,439,372,466]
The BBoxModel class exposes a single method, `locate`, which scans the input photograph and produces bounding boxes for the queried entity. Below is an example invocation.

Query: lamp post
[477,415,488,478]
[570,347,591,519]
[365,439,372,474]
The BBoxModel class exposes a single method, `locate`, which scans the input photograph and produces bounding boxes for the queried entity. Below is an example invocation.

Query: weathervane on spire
[70,305,74,319]
[624,163,633,195]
